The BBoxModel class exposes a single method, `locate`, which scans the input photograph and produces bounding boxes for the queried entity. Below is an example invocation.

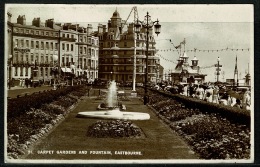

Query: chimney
[103,25,107,33]
[32,18,41,27]
[45,19,54,29]
[98,24,103,33]
[17,15,26,25]
[87,24,93,35]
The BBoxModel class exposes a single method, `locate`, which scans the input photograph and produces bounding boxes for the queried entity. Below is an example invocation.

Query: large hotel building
[94,10,160,83]
[7,12,99,84]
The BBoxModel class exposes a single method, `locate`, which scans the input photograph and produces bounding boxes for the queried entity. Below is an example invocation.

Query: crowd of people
[155,82,251,111]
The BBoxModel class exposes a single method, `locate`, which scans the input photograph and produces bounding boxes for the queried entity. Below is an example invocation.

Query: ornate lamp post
[216,57,221,83]
[8,54,13,89]
[135,12,161,105]
[70,64,75,86]
[52,55,58,90]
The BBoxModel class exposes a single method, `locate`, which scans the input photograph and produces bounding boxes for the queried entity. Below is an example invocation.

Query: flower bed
[148,92,251,159]
[7,86,88,159]
[87,120,142,138]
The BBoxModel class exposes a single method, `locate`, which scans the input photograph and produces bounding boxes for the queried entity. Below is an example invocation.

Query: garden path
[25,94,198,161]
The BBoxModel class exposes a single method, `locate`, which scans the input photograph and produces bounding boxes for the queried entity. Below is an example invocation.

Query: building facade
[7,13,99,85]
[94,10,160,83]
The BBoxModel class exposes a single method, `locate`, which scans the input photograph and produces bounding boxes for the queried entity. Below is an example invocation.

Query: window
[19,29,24,33]
[31,41,34,49]
[55,33,58,37]
[36,31,39,35]
[21,40,24,47]
[80,36,83,42]
[36,41,39,49]
[50,42,53,50]
[20,67,23,76]
[45,68,48,76]
[71,44,73,51]
[84,47,86,54]
[66,44,69,51]
[88,38,91,44]
[31,30,34,34]
[41,54,44,63]
[26,29,29,34]
[46,32,49,36]
[50,32,53,36]
[26,53,29,62]
[55,43,58,50]
[62,57,64,66]
[80,47,82,54]
[124,42,127,47]
[100,42,103,47]
[63,34,65,37]
[46,42,49,49]
[40,68,43,76]
[31,53,34,62]
[41,42,44,49]
[62,43,65,50]
[45,56,48,63]
[41,31,44,36]
[25,67,28,76]
[71,35,74,39]
[35,54,39,62]
[50,54,53,62]
[67,34,69,38]
[15,67,18,76]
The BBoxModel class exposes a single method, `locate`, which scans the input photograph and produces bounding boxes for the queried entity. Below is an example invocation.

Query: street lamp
[135,12,161,105]
[53,54,58,90]
[110,71,113,81]
[8,54,13,89]
[70,64,75,86]
[216,57,220,83]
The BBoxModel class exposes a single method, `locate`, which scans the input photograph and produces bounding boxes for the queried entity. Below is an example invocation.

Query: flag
[175,44,181,49]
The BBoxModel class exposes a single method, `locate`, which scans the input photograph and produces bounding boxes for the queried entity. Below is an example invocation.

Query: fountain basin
[97,104,126,111]
[77,111,150,120]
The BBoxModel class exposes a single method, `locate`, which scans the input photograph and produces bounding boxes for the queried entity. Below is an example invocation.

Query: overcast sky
[6,4,253,82]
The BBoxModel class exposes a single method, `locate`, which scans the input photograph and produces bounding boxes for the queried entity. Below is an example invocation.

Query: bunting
[159,47,250,53]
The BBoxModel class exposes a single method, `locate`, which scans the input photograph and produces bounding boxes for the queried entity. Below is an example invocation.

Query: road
[7,85,54,99]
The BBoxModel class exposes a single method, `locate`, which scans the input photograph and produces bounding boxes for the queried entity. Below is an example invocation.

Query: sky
[6,4,253,82]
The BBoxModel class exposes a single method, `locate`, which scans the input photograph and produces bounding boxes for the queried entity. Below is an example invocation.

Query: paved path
[25,95,198,161]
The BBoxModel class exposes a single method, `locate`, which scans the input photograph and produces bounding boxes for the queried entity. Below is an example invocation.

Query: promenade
[7,85,55,99]
[24,91,198,160]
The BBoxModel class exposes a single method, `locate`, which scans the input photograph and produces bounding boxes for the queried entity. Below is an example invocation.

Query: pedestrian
[233,99,242,109]
[242,88,251,110]
[204,85,213,102]
[21,79,25,88]
[25,78,28,88]
[19,78,22,87]
[212,85,219,104]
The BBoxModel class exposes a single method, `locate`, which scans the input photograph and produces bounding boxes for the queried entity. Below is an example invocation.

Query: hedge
[7,85,86,118]
[148,88,250,127]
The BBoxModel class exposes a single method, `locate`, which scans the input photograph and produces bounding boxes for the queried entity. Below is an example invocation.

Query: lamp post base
[143,95,149,105]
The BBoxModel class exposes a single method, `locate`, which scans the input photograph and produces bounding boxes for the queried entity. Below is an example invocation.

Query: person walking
[204,85,213,102]
[212,86,219,104]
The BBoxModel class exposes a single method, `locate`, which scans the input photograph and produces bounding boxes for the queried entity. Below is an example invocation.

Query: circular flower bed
[87,120,142,138]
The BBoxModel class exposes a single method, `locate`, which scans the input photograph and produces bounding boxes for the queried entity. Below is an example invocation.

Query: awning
[61,67,72,73]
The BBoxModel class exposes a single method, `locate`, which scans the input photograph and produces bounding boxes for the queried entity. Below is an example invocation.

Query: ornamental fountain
[77,81,150,120]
